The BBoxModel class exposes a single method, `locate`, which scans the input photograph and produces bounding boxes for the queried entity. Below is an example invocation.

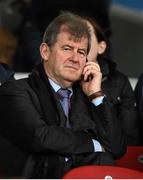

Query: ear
[98,41,107,55]
[40,43,50,61]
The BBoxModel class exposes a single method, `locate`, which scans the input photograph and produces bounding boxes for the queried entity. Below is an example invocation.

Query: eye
[63,46,71,51]
[78,50,86,57]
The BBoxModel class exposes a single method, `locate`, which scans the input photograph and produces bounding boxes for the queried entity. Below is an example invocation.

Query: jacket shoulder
[107,70,132,90]
[0,78,32,95]
[110,70,129,82]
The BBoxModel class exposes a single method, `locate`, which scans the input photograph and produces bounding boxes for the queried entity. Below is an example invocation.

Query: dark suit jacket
[99,58,139,145]
[0,66,126,178]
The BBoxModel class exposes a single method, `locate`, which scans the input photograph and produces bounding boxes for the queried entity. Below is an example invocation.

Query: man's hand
[81,61,102,96]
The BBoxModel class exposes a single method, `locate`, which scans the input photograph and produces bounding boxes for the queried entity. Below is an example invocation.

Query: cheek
[51,52,63,66]
[80,60,86,70]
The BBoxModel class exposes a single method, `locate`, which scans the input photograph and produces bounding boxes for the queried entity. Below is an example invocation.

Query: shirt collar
[48,78,73,96]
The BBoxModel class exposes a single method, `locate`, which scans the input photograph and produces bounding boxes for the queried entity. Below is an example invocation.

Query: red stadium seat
[116,146,143,172]
[62,165,143,179]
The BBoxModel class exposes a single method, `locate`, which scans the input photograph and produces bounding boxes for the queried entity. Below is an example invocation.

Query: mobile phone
[86,74,93,82]
[81,74,93,82]
[84,59,93,82]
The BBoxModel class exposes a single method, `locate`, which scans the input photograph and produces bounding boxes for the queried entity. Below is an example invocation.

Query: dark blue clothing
[0,63,15,84]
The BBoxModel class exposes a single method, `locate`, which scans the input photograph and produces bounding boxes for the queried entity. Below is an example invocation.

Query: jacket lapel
[29,64,96,130]
[70,85,96,131]
[29,65,61,125]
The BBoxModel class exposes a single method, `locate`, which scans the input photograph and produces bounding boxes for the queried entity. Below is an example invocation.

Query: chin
[62,71,81,81]
[64,75,80,82]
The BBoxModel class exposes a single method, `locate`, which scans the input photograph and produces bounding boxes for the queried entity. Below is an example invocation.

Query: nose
[71,51,79,62]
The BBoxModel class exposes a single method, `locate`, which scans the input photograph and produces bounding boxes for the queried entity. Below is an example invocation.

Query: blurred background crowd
[0,0,142,76]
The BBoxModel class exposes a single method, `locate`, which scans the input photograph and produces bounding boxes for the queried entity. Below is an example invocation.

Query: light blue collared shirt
[48,78,103,152]
[49,79,73,96]
[49,78,104,106]
[92,96,104,106]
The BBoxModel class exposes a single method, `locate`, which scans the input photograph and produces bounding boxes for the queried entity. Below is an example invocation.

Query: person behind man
[0,12,126,178]
[135,73,143,145]
[0,29,17,84]
[14,0,112,72]
[84,17,139,145]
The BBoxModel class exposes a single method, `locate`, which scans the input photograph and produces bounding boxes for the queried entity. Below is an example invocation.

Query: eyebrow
[62,44,87,53]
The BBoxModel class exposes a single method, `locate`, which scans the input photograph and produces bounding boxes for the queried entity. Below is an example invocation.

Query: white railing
[14,73,138,90]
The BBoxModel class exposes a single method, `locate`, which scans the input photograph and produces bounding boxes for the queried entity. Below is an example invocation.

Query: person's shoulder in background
[0,63,15,85]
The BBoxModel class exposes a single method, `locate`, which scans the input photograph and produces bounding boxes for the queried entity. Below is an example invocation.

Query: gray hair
[42,11,91,53]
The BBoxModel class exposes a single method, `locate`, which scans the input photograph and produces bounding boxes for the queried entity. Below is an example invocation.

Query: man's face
[42,31,88,87]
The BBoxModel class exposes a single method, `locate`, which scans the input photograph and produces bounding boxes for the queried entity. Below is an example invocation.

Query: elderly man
[0,12,126,178]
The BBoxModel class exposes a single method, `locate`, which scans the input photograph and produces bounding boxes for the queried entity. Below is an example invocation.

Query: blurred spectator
[135,73,143,145]
[85,16,139,145]
[0,0,32,72]
[0,63,15,84]
[0,0,22,32]
[0,0,31,33]
[14,0,112,72]
[27,0,111,37]
[0,28,17,83]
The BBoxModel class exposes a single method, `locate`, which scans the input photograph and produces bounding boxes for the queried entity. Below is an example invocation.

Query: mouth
[65,65,79,71]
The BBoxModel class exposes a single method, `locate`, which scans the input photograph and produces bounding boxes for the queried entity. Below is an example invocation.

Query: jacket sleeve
[91,98,127,159]
[103,73,139,146]
[116,76,139,145]
[0,81,94,156]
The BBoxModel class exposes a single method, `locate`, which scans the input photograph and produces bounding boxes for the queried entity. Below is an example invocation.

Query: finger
[84,62,100,71]
[83,63,101,75]
[83,70,92,81]
[83,69,101,81]
[86,62,100,69]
